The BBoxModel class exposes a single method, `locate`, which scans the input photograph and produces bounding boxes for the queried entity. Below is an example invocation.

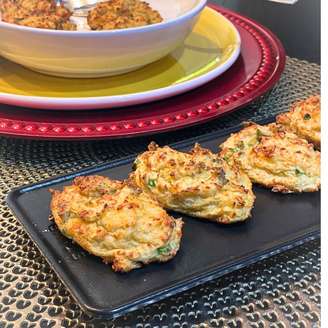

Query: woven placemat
[0,57,320,327]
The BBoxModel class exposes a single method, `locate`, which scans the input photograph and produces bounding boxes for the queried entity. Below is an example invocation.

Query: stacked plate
[0,5,285,140]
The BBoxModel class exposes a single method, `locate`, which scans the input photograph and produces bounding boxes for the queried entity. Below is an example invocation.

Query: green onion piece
[295,168,304,176]
[256,129,263,141]
[223,146,240,161]
[148,179,156,188]
[157,245,171,255]
[303,113,311,120]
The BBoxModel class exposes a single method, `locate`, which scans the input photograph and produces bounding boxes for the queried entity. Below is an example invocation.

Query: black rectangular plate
[6,120,320,318]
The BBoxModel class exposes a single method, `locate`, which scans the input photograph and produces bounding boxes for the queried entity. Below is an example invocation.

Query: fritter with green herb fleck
[50,175,183,272]
[87,0,163,30]
[0,0,76,30]
[219,123,320,193]
[276,95,320,149]
[130,143,255,224]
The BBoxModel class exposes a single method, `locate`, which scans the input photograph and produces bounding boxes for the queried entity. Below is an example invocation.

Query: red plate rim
[0,4,286,140]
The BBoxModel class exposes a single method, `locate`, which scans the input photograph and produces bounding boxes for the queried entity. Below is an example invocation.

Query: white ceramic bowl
[0,0,207,78]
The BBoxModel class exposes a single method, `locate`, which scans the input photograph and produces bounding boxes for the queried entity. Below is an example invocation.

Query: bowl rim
[0,0,207,35]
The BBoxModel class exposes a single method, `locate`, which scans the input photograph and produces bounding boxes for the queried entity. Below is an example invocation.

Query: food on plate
[219,122,320,193]
[0,0,76,30]
[50,175,183,272]
[87,0,163,30]
[130,142,255,224]
[276,95,321,149]
[0,0,162,30]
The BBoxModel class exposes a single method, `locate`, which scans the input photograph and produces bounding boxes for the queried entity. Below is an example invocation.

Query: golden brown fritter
[0,0,76,30]
[50,175,183,272]
[276,95,321,149]
[219,123,320,193]
[130,143,255,224]
[87,0,163,30]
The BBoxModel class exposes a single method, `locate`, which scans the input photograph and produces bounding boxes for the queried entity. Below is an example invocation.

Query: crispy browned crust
[276,95,320,149]
[87,0,163,30]
[219,123,320,193]
[50,175,183,272]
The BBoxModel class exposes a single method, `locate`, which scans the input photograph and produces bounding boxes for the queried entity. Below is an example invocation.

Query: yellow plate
[0,7,240,109]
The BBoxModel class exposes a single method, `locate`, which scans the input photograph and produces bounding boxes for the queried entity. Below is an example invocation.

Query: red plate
[0,5,285,140]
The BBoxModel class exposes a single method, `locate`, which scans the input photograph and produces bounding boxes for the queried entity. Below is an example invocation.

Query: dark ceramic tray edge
[6,115,320,318]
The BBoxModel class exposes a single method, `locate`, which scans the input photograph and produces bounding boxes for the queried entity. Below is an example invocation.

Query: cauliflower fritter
[219,123,320,193]
[130,143,255,224]
[50,175,183,272]
[276,95,321,149]
[87,0,163,30]
[0,0,76,30]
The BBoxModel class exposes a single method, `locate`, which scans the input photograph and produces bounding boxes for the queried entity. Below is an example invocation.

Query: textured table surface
[0,57,320,327]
